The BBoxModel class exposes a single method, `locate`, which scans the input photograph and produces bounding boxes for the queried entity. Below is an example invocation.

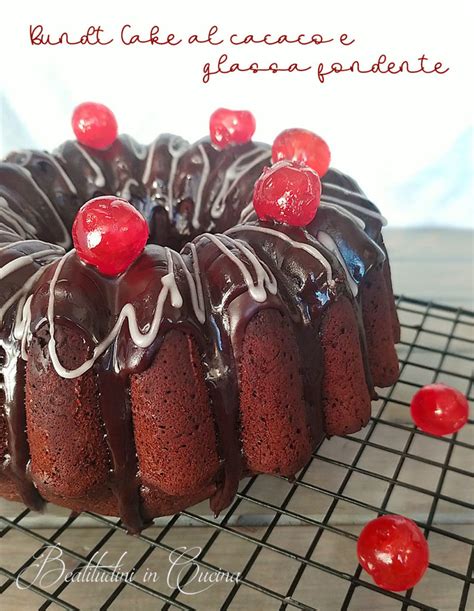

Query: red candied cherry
[253,160,321,227]
[210,107,256,148]
[411,383,469,436]
[357,515,429,592]
[72,102,118,150]
[272,128,331,177]
[72,196,149,276]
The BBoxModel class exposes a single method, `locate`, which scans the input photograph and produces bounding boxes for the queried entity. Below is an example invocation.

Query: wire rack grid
[0,295,473,610]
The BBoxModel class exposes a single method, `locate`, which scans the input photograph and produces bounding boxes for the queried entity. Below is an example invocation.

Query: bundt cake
[0,105,400,533]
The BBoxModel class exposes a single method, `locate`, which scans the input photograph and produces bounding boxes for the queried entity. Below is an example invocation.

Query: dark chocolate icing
[0,134,387,532]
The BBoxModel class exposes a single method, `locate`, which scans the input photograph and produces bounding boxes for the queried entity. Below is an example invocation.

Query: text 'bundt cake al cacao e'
[0,104,400,533]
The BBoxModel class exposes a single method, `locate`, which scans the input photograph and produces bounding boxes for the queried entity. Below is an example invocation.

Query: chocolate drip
[1,344,43,510]
[354,291,376,398]
[191,239,243,514]
[201,310,242,515]
[97,362,145,534]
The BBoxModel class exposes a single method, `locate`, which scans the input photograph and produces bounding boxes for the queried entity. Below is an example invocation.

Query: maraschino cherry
[253,160,321,227]
[272,128,331,177]
[210,108,256,148]
[72,102,118,150]
[410,383,469,436]
[72,196,149,276]
[357,515,429,592]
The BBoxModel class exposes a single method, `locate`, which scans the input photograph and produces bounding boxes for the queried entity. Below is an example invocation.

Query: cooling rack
[0,295,473,610]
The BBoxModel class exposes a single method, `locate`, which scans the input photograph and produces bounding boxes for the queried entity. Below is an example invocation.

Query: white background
[1,0,472,227]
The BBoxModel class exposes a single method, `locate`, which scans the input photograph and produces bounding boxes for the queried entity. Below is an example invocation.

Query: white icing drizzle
[210,148,271,219]
[119,178,140,201]
[46,153,78,194]
[0,263,52,326]
[13,150,78,195]
[238,199,366,232]
[326,168,364,194]
[13,166,71,248]
[142,138,158,184]
[172,245,206,324]
[232,237,278,295]
[163,247,184,308]
[123,135,148,160]
[142,136,189,221]
[317,230,358,296]
[45,251,159,378]
[227,225,335,289]
[71,142,106,188]
[16,150,32,164]
[0,196,37,238]
[189,243,206,321]
[237,201,255,224]
[0,230,19,244]
[11,255,59,346]
[323,184,387,225]
[192,144,210,230]
[320,200,366,229]
[18,295,33,360]
[166,136,189,221]
[43,246,205,379]
[0,239,63,254]
[197,233,277,303]
[0,248,62,281]
[0,235,62,338]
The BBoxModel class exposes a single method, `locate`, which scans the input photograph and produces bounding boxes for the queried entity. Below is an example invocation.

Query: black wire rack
[0,295,473,610]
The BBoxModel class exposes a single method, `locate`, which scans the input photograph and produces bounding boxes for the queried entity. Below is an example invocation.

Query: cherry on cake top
[253,160,321,227]
[72,102,118,150]
[357,515,429,591]
[209,108,256,148]
[72,196,149,276]
[410,383,469,436]
[272,128,331,177]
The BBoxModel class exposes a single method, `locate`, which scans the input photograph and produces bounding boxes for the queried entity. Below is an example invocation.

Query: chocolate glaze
[1,330,43,510]
[0,134,390,532]
[97,362,145,534]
